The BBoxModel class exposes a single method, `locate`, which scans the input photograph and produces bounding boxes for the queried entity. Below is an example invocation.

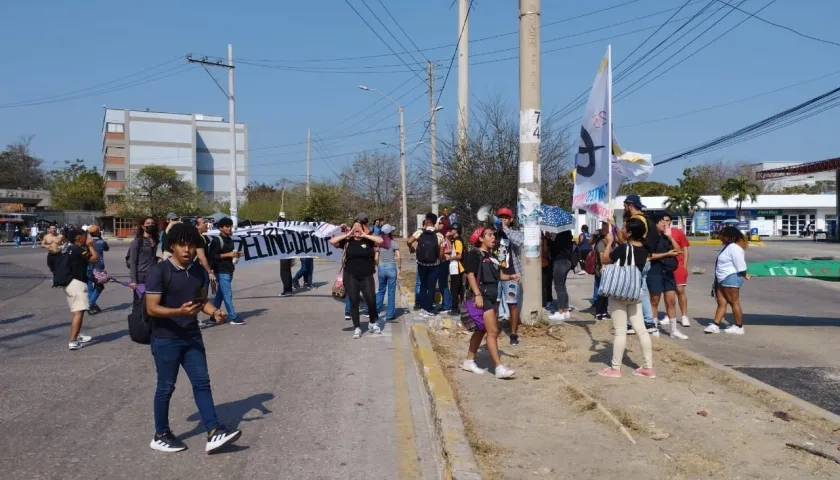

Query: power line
[614,0,695,70]
[713,0,840,47]
[375,0,430,62]
[359,0,427,70]
[342,0,427,83]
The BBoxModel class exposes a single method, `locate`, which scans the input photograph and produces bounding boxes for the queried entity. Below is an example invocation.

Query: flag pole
[606,44,613,220]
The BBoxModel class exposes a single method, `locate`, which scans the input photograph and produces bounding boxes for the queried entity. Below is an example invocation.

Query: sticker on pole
[520,109,541,144]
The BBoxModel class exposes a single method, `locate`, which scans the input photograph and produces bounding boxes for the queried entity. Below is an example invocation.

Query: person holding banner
[210,218,244,326]
[330,219,383,339]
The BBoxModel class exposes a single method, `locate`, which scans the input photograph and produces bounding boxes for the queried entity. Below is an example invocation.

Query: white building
[101,108,248,213]
[614,194,837,237]
[749,161,836,192]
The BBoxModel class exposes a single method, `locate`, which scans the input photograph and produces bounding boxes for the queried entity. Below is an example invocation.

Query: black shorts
[47,253,59,273]
[647,269,676,294]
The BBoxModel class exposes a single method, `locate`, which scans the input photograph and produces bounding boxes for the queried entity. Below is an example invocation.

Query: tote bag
[598,244,642,302]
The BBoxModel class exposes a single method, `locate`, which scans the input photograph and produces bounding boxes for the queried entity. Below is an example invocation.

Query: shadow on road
[0,313,35,325]
[694,314,840,327]
[181,392,275,440]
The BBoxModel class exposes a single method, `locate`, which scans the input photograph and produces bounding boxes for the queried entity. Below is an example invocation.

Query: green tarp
[747,260,840,278]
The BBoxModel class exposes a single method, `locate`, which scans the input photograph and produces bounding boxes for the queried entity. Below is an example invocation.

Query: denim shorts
[499,280,519,304]
[719,273,744,288]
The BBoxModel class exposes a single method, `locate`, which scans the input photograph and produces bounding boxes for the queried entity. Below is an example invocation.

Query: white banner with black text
[205,222,342,266]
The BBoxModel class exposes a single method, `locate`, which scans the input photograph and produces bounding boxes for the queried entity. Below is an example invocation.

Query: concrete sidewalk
[0,246,441,479]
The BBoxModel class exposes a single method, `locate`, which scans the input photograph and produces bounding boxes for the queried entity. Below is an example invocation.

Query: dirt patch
[429,321,840,479]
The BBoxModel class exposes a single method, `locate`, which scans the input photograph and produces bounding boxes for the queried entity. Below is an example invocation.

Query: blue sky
[3,0,839,187]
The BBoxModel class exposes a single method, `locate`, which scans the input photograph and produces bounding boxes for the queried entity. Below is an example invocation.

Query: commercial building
[614,194,837,238]
[101,108,248,214]
[749,161,836,192]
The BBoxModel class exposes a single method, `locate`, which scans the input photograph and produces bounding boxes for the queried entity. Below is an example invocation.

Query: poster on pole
[693,211,711,234]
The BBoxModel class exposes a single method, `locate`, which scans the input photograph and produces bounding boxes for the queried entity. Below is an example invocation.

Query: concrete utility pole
[428,61,439,216]
[399,105,408,239]
[186,45,238,225]
[306,128,311,198]
[457,0,469,160]
[518,0,542,325]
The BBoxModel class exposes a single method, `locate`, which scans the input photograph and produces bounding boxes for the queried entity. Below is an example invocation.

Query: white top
[715,244,747,281]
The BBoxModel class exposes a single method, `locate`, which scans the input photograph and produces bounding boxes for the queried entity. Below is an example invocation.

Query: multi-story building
[101,108,248,214]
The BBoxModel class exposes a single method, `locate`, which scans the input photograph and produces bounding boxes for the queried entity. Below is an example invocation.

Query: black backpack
[52,246,75,288]
[125,238,141,269]
[416,230,439,264]
[127,263,171,345]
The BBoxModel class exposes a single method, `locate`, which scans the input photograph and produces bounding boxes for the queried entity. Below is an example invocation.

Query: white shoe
[680,316,691,327]
[724,325,745,335]
[68,341,81,351]
[77,334,92,344]
[649,329,661,338]
[563,311,571,320]
[704,323,721,334]
[461,360,485,375]
[670,327,689,340]
[627,328,636,335]
[353,328,362,339]
[577,270,588,275]
[548,311,564,322]
[658,317,670,326]
[370,323,382,335]
[494,365,516,379]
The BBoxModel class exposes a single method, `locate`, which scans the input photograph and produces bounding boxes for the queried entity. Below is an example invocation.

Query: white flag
[572,47,612,220]
[611,138,654,199]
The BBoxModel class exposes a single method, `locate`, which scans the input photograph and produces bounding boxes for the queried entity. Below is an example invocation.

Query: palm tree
[664,192,707,231]
[720,176,761,217]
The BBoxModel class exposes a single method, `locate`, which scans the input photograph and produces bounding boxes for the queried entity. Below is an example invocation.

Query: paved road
[0,245,441,479]
[566,239,840,415]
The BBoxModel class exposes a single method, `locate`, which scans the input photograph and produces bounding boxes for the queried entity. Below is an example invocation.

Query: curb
[410,324,483,480]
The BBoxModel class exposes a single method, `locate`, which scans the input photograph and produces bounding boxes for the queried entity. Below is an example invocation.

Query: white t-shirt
[715,244,747,281]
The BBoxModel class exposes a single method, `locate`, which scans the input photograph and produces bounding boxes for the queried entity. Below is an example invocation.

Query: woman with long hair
[705,226,751,335]
[460,226,517,379]
[330,219,383,339]
[375,224,401,321]
[129,217,159,295]
[447,223,465,316]
[598,218,656,379]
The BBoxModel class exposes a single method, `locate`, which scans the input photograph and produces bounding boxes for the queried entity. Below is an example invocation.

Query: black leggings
[344,272,377,328]
[542,264,554,306]
[450,273,462,311]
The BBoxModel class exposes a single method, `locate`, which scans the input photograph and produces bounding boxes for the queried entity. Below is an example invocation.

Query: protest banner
[205,222,341,266]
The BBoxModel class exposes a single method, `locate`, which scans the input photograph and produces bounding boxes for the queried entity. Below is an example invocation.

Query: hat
[381,224,395,234]
[497,207,514,218]
[166,212,179,220]
[450,222,461,233]
[355,213,369,223]
[623,194,646,209]
[469,227,486,246]
[278,211,286,218]
[87,225,100,235]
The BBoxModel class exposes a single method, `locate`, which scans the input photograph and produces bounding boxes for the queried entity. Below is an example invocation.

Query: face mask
[145,225,158,236]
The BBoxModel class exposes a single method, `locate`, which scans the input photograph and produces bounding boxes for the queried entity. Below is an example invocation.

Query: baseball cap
[381,224,395,234]
[355,213,370,223]
[166,212,179,220]
[623,194,646,209]
[497,207,514,218]
[87,225,100,235]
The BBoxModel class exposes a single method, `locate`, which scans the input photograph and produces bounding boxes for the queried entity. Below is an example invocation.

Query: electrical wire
[713,0,840,47]
[614,0,695,70]
[359,0,427,70]
[375,0,431,62]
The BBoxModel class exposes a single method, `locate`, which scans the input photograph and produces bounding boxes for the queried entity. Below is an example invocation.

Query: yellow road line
[392,325,421,480]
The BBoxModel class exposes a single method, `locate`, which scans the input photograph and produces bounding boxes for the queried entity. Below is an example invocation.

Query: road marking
[392,323,420,480]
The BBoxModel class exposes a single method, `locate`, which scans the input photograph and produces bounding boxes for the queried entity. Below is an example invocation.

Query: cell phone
[190,298,208,306]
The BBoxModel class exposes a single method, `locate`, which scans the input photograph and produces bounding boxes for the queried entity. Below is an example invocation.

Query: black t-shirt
[67,245,90,283]
[214,235,235,275]
[463,249,500,300]
[609,244,648,272]
[340,237,376,277]
[548,231,574,263]
[145,260,206,338]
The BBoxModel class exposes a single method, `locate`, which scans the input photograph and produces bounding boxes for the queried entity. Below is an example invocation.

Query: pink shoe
[633,368,656,379]
[598,367,622,378]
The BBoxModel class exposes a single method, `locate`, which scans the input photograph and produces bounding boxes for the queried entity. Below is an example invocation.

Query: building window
[106,122,125,133]
[105,171,125,181]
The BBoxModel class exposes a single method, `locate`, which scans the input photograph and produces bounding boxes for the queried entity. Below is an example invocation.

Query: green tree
[117,165,206,218]
[663,192,707,230]
[618,180,674,196]
[0,136,49,190]
[780,181,835,194]
[49,159,105,211]
[299,183,345,223]
[720,176,762,217]
[239,181,305,221]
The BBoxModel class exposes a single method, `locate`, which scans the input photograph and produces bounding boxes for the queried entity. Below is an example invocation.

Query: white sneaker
[68,341,81,351]
[704,323,721,334]
[670,327,689,340]
[577,270,588,275]
[649,329,661,338]
[77,334,92,343]
[724,325,745,335]
[548,311,564,322]
[658,317,670,326]
[494,365,516,379]
[370,323,382,335]
[461,360,485,375]
[627,328,636,335]
[680,316,691,327]
[563,311,571,320]
[352,328,362,339]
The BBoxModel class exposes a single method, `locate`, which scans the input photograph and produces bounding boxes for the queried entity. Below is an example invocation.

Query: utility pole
[306,128,311,198]
[428,61,439,216]
[280,180,286,213]
[186,45,238,225]
[399,106,408,239]
[518,0,542,325]
[457,0,469,161]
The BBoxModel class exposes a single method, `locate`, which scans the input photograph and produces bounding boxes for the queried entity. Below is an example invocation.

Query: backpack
[127,263,171,345]
[416,230,439,264]
[125,238,139,269]
[584,250,597,275]
[52,246,75,288]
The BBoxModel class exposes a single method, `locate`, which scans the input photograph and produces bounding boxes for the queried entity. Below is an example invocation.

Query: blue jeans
[292,258,314,285]
[376,264,398,320]
[592,276,600,302]
[87,279,103,307]
[151,334,219,435]
[414,274,421,306]
[14,237,21,247]
[345,295,368,315]
[437,262,451,310]
[640,260,654,325]
[213,273,238,321]
[417,264,438,313]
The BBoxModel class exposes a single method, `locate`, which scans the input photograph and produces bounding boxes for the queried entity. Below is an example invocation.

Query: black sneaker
[293,282,302,290]
[228,318,246,326]
[509,334,520,346]
[279,291,293,297]
[412,304,420,311]
[88,305,102,315]
[150,432,188,453]
[206,425,242,453]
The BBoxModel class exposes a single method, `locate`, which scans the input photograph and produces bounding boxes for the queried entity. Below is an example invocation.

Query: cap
[497,207,514,218]
[166,212,179,220]
[87,225,100,235]
[355,213,370,223]
[450,222,461,233]
[623,194,646,209]
[381,224,395,234]
[278,211,286,218]
[469,227,486,246]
